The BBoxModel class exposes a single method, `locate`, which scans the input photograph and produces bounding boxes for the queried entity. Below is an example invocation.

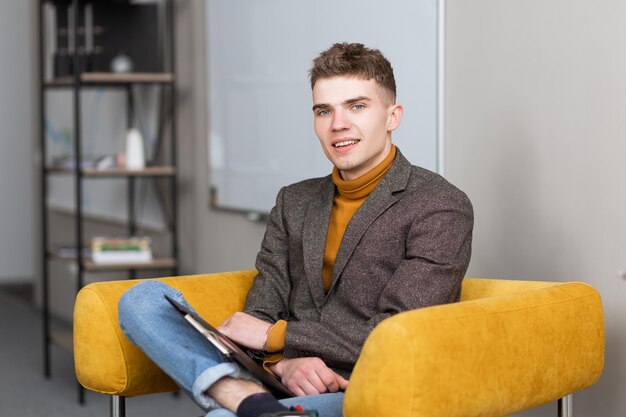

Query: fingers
[336,373,350,390]
[317,368,340,393]
[215,312,271,350]
[216,324,227,334]
[306,365,339,394]
[305,361,349,393]
[216,315,232,333]
[217,316,228,326]
[287,375,326,396]
[299,378,324,396]
[280,357,344,395]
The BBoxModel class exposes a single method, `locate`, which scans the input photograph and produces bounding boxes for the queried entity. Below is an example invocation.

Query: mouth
[332,139,361,148]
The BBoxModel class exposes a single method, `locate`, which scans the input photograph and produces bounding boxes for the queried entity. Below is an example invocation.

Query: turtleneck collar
[331,145,397,201]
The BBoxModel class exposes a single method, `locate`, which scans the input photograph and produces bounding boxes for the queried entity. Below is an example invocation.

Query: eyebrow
[312,96,372,112]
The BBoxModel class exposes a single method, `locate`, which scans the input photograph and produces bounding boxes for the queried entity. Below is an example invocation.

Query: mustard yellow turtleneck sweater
[264,145,397,353]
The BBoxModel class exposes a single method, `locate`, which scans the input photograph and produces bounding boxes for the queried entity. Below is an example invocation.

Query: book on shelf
[91,236,152,264]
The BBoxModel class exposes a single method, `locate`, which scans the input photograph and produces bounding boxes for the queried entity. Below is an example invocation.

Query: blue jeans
[118,281,344,416]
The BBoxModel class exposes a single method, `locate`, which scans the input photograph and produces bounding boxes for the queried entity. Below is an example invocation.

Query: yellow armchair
[73,271,603,417]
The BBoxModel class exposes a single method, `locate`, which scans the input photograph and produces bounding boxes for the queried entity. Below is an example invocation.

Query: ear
[386,104,404,132]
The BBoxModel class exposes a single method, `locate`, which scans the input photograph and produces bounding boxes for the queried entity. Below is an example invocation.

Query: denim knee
[118,280,179,339]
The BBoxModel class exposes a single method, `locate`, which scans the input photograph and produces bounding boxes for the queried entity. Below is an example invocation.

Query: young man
[119,43,473,417]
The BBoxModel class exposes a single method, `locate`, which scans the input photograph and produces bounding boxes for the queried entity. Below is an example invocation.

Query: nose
[331,109,350,131]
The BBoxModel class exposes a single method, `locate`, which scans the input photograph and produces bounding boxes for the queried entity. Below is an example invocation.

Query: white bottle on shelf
[125,128,145,169]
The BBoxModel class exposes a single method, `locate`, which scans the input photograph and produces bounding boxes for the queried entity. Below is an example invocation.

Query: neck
[332,145,397,199]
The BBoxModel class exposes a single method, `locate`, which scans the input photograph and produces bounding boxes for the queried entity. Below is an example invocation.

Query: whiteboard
[206,0,441,214]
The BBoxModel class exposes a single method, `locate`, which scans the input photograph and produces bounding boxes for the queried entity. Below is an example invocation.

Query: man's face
[312,76,403,181]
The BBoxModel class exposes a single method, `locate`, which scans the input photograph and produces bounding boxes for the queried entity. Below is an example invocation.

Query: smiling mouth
[333,139,360,148]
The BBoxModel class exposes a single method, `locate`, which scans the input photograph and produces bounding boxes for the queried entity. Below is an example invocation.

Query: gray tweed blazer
[244,149,473,376]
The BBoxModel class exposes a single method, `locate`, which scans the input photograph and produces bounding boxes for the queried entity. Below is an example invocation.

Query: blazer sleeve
[243,186,291,323]
[284,187,474,370]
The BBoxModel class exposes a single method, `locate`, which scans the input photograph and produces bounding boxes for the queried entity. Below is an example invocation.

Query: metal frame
[166,0,179,277]
[437,0,446,176]
[107,393,572,417]
[71,0,85,402]
[38,0,50,381]
[558,394,573,417]
[111,395,126,417]
[106,393,575,416]
[39,0,179,405]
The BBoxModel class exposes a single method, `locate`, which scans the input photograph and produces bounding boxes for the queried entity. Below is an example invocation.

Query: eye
[351,103,365,111]
[316,109,331,116]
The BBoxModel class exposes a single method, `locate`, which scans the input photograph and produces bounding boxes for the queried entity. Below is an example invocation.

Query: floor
[0,284,203,417]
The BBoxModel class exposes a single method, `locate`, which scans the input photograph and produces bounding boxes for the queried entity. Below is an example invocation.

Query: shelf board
[49,330,73,353]
[48,252,177,272]
[47,166,176,177]
[85,258,177,272]
[45,72,175,87]
[47,207,168,234]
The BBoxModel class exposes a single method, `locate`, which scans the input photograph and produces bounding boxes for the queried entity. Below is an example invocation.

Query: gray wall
[445,0,626,415]
[0,0,35,283]
[180,0,267,275]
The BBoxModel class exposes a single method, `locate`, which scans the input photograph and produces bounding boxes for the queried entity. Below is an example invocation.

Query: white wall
[445,0,626,415]
[0,0,35,283]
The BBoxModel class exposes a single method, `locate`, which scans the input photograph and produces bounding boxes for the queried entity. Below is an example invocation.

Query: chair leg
[111,395,126,417]
[558,394,573,417]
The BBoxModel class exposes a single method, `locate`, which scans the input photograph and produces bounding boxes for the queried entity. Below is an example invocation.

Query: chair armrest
[344,281,604,417]
[73,270,257,397]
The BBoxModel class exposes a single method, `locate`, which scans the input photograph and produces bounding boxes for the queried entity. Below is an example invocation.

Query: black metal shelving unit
[38,0,178,403]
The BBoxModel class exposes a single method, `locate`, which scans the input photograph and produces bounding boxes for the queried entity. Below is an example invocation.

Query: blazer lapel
[302,177,335,308]
[329,151,413,293]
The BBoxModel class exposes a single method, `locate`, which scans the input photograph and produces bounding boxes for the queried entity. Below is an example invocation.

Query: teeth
[334,140,359,148]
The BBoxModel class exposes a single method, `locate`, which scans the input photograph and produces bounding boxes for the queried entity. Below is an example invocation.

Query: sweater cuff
[265,320,287,352]
[262,352,284,377]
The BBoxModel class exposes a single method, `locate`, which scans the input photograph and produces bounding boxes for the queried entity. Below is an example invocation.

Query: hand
[270,357,349,396]
[217,312,271,350]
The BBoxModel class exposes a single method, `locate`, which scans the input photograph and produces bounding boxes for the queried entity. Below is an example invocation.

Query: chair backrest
[461,277,560,301]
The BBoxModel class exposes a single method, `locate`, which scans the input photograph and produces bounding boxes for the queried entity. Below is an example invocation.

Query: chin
[331,160,356,172]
